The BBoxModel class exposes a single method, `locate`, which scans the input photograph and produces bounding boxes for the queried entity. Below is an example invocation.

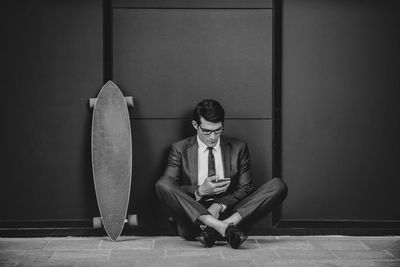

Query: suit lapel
[187,136,198,185]
[221,137,231,178]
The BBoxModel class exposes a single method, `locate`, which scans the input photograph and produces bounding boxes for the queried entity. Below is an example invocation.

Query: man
[156,99,287,249]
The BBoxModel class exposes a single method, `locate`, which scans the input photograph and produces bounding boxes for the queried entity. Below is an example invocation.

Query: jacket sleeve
[160,144,181,182]
[214,143,253,208]
[160,144,199,196]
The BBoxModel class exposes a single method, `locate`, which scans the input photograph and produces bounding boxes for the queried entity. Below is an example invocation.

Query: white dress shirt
[196,136,227,211]
[197,136,224,185]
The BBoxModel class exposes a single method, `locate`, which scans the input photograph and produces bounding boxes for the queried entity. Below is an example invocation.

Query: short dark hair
[193,99,225,125]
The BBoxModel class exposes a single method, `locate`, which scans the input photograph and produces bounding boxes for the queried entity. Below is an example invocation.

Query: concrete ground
[0,235,399,267]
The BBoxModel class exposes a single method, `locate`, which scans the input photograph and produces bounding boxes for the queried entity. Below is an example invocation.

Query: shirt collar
[197,136,221,153]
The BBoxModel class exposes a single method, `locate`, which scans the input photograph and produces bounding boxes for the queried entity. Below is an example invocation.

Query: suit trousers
[155,177,288,241]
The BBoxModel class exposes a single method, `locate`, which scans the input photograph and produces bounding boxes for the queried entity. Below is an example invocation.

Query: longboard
[90,80,137,241]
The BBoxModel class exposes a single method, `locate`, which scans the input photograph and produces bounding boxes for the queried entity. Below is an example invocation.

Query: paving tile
[100,237,153,250]
[134,258,197,267]
[145,236,178,241]
[334,262,398,267]
[254,259,399,267]
[388,249,400,259]
[135,257,253,267]
[336,260,397,267]
[1,236,399,267]
[257,238,314,250]
[154,238,205,250]
[238,239,260,249]
[187,238,260,250]
[16,262,75,267]
[0,239,48,250]
[310,239,370,250]
[75,262,134,267]
[274,235,388,241]
[275,249,337,260]
[208,238,259,250]
[333,250,397,260]
[44,238,102,250]
[186,256,232,266]
[109,249,165,262]
[164,249,224,266]
[371,261,400,267]
[254,259,336,267]
[251,236,278,241]
[49,249,110,262]
[104,236,153,242]
[362,239,400,251]
[330,236,400,243]
[275,236,325,240]
[0,250,54,263]
[197,259,256,267]
[220,247,279,261]
[165,248,221,258]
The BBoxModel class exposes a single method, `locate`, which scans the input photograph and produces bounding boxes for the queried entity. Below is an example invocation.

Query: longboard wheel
[124,96,134,108]
[93,217,103,229]
[89,98,97,109]
[127,214,138,227]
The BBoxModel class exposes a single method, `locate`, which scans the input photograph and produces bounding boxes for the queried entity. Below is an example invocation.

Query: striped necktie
[207,147,216,177]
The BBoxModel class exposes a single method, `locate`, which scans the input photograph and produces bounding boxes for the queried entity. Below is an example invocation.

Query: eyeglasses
[198,125,224,135]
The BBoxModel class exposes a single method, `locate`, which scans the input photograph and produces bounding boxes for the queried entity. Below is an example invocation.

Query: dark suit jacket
[161,135,254,209]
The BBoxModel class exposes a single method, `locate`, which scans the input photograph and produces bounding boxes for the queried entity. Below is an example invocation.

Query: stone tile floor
[0,235,399,266]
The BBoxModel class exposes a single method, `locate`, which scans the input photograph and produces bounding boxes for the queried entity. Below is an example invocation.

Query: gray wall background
[0,0,399,230]
[281,0,400,221]
[0,0,103,221]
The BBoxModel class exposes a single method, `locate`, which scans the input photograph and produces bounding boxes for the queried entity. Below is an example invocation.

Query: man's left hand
[208,203,223,219]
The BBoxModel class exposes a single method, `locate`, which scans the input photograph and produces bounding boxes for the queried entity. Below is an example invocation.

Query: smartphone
[214,177,231,183]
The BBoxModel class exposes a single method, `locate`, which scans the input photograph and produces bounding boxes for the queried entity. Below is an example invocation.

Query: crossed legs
[155,177,288,241]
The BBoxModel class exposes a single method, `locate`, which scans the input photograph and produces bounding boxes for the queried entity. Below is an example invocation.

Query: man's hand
[208,203,223,219]
[198,176,230,196]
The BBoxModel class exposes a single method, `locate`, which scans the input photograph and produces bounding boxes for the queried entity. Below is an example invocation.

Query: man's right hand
[198,176,230,196]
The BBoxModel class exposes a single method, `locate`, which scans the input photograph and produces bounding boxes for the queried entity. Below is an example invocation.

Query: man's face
[192,117,224,147]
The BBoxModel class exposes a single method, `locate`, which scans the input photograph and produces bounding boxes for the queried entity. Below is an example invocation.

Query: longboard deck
[91,81,132,241]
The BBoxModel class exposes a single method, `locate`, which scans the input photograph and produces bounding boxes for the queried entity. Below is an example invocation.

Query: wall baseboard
[268,220,400,236]
[1,219,400,237]
[277,219,400,228]
[0,219,92,229]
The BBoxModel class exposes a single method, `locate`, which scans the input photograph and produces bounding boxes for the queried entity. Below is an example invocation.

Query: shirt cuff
[219,203,227,212]
[195,189,202,201]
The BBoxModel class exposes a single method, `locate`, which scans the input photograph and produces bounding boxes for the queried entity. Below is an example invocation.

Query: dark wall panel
[281,0,400,220]
[113,0,274,9]
[0,0,103,220]
[114,6,274,232]
[130,119,272,231]
[113,9,272,118]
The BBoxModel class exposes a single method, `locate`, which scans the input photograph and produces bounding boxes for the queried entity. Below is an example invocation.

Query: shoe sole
[230,234,248,249]
[197,235,215,248]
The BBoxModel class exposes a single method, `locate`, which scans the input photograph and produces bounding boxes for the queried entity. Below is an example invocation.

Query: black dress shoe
[196,227,216,247]
[225,224,248,249]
